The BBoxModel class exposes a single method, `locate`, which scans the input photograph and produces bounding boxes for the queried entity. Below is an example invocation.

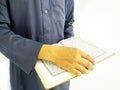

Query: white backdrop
[70,0,120,90]
[0,0,120,90]
[74,0,120,52]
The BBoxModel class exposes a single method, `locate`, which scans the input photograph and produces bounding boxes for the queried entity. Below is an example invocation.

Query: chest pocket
[52,0,65,22]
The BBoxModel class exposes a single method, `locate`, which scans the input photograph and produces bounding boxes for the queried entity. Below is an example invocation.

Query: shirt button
[44,10,48,14]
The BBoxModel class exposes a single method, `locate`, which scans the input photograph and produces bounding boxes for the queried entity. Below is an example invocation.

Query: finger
[77,58,94,70]
[67,67,82,76]
[79,50,95,65]
[73,63,89,74]
[57,61,82,76]
[61,62,82,76]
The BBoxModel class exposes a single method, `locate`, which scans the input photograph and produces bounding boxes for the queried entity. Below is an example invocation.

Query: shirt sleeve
[64,0,75,39]
[0,0,43,74]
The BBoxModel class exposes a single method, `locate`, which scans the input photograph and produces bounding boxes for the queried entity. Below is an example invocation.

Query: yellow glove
[38,44,95,76]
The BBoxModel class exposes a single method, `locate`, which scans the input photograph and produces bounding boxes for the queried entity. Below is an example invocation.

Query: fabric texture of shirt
[0,0,74,90]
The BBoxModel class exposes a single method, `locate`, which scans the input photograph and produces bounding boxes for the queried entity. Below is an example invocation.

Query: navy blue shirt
[0,0,74,90]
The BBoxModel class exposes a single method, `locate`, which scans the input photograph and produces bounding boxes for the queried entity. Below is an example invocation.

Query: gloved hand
[38,44,95,76]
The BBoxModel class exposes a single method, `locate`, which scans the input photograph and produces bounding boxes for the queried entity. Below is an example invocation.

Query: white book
[35,37,114,89]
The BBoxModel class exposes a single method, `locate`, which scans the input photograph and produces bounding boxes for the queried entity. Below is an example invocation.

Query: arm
[64,0,75,39]
[0,0,43,74]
